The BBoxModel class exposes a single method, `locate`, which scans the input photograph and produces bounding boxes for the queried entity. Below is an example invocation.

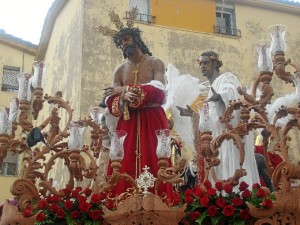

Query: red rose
[207,188,217,196]
[215,181,223,191]
[191,211,201,220]
[52,195,61,203]
[184,188,194,196]
[64,199,74,210]
[77,195,87,203]
[262,199,273,208]
[203,180,212,189]
[91,193,102,204]
[232,197,243,207]
[38,200,49,209]
[36,212,46,222]
[84,188,93,197]
[199,195,210,207]
[75,186,83,191]
[23,209,32,217]
[79,201,91,213]
[172,193,181,206]
[70,210,81,219]
[252,183,261,189]
[207,206,218,217]
[238,181,249,191]
[99,192,106,200]
[223,184,233,194]
[105,199,115,210]
[185,196,194,204]
[242,189,251,198]
[256,188,266,198]
[223,205,235,217]
[49,203,59,212]
[71,190,80,198]
[61,187,71,196]
[216,197,226,208]
[56,208,65,219]
[240,209,250,220]
[89,209,102,221]
[194,187,204,197]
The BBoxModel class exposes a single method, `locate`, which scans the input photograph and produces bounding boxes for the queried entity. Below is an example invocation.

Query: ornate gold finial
[97,7,139,37]
[108,11,124,30]
[165,109,174,130]
[126,7,139,28]
[97,25,118,37]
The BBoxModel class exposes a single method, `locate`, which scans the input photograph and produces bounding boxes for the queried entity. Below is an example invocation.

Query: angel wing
[267,74,300,127]
[163,64,207,152]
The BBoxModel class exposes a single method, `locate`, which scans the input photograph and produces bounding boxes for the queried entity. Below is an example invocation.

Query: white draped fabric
[207,72,260,187]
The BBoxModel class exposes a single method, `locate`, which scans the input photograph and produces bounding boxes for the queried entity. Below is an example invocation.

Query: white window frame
[216,1,237,36]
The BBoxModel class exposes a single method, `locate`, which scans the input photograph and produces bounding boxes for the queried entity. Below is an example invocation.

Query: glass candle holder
[155,129,171,159]
[0,107,10,135]
[109,130,127,161]
[68,121,86,150]
[89,106,102,125]
[17,73,32,101]
[31,61,45,88]
[198,102,212,132]
[268,24,287,54]
[8,97,19,122]
[256,39,273,72]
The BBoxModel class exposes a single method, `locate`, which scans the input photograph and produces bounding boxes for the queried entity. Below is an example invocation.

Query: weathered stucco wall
[42,0,83,121]
[39,0,83,188]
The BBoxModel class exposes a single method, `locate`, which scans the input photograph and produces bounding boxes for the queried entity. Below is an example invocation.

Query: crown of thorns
[97,7,139,38]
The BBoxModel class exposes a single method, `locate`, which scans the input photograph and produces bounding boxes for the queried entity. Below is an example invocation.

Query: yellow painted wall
[0,39,36,201]
[0,176,17,202]
[151,0,216,33]
[0,42,36,107]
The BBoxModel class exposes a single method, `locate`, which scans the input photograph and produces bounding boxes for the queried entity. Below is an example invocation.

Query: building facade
[0,30,37,201]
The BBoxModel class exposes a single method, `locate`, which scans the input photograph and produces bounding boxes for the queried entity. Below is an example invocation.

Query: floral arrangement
[22,186,115,225]
[183,180,275,225]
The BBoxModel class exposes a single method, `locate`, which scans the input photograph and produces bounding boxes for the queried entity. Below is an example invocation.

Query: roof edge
[36,0,69,61]
[0,37,37,56]
[232,0,300,15]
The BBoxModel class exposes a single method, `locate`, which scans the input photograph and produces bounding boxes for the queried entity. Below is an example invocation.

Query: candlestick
[268,24,287,54]
[17,73,32,101]
[256,39,273,72]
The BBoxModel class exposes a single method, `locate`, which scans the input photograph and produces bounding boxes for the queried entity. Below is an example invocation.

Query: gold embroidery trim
[111,96,121,116]
[135,111,141,178]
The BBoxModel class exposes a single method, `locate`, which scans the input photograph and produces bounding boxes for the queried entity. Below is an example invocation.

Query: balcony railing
[125,11,155,24]
[214,25,241,37]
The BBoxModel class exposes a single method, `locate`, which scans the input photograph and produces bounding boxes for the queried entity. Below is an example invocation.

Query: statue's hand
[123,91,138,103]
[207,87,221,102]
[104,86,123,97]
[176,105,193,117]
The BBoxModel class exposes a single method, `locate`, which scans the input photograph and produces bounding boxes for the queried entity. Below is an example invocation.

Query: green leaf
[233,219,246,225]
[210,217,220,225]
[195,211,207,224]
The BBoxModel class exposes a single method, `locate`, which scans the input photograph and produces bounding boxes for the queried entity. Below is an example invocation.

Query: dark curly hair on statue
[200,51,223,72]
[113,28,152,58]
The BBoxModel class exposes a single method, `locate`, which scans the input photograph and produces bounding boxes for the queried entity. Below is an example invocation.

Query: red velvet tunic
[106,84,173,197]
